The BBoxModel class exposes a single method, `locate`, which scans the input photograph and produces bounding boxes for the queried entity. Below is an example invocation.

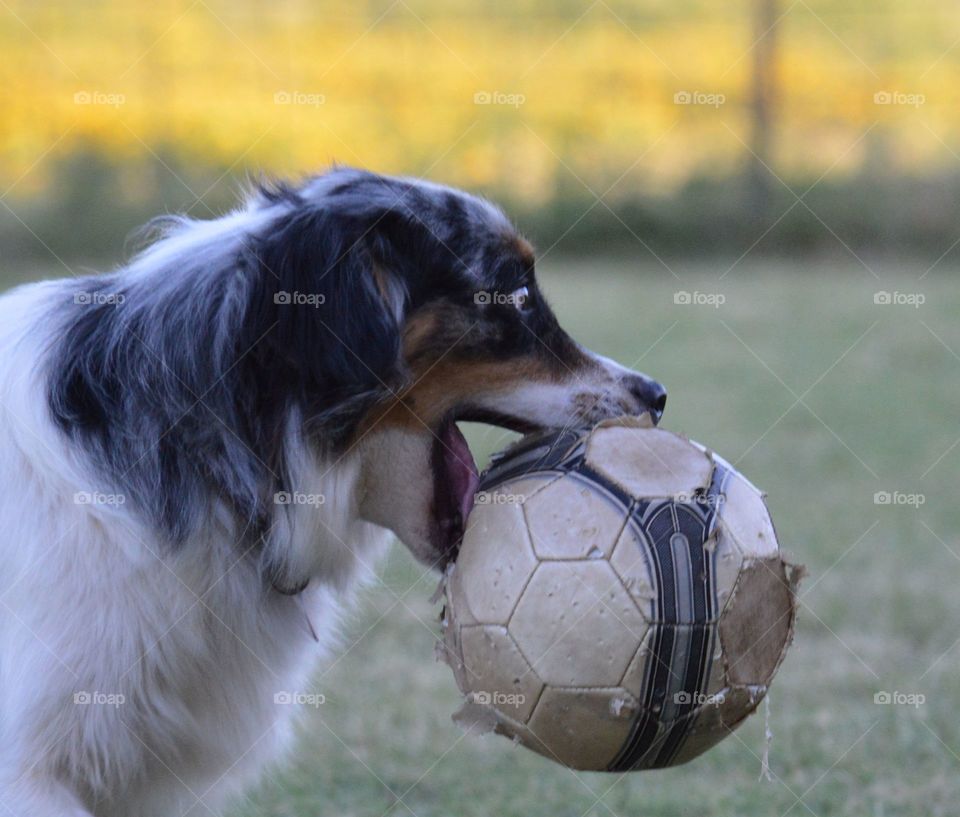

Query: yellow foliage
[0,0,958,198]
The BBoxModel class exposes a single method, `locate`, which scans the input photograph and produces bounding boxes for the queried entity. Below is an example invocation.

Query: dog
[0,167,666,816]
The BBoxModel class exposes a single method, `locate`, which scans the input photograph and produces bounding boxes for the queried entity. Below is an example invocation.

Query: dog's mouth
[430,409,541,562]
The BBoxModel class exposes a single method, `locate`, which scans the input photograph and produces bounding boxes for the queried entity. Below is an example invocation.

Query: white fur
[0,176,663,814]
[0,282,392,817]
[465,349,644,429]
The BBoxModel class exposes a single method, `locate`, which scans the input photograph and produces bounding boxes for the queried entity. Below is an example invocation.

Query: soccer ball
[441,417,798,771]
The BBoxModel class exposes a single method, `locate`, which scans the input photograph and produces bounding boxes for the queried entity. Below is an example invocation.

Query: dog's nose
[624,375,667,425]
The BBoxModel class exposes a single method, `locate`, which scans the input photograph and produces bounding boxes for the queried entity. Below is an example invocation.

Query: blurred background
[6,0,960,265]
[2,1,959,815]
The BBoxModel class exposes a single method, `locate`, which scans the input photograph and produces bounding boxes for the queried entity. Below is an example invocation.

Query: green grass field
[8,258,956,816]
[218,259,958,817]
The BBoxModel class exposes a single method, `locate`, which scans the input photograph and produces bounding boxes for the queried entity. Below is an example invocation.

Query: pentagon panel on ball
[441,417,800,772]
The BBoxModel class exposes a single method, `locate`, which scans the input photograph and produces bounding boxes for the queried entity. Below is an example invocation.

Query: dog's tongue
[441,422,480,525]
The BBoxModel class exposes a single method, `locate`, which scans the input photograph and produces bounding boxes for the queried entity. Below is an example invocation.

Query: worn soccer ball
[441,417,798,771]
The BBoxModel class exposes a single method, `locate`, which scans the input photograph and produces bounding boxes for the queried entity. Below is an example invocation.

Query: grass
[225,258,960,817]
[232,258,960,817]
[11,257,959,816]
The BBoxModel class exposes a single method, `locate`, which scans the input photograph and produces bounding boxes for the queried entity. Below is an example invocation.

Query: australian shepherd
[0,168,666,816]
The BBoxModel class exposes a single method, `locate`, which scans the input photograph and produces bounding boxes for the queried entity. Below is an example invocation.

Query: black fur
[45,168,547,563]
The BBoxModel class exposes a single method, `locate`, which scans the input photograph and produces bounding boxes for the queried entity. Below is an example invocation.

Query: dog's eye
[510,286,530,310]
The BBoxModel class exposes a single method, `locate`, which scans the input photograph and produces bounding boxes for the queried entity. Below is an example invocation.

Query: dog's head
[45,167,664,592]
[253,169,665,568]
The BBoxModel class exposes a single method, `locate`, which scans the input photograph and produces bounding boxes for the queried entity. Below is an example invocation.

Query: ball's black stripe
[479,427,586,490]
[609,463,730,770]
[519,453,683,773]
[612,498,710,770]
[479,430,733,772]
[649,625,712,766]
[638,476,723,768]
[609,507,682,769]
[607,501,680,770]
[648,463,731,767]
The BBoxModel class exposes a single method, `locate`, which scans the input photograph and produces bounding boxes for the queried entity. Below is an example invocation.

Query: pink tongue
[442,422,480,524]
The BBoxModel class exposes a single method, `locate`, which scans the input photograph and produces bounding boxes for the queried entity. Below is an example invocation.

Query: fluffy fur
[0,168,666,816]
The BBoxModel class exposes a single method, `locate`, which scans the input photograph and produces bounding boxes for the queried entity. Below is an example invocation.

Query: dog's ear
[247,207,408,442]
